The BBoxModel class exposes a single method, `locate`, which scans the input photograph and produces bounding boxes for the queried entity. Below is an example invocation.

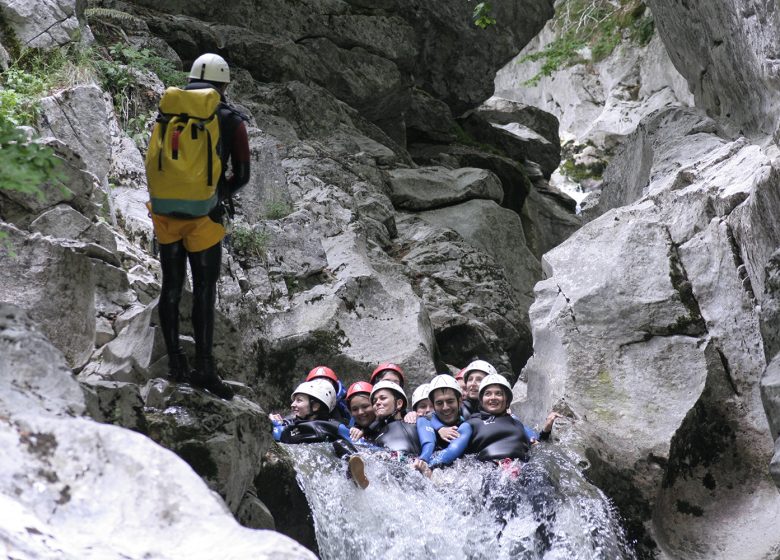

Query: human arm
[223,122,250,198]
[428,414,459,442]
[429,422,472,468]
[403,411,418,424]
[416,417,436,463]
[349,427,364,441]
[538,411,563,441]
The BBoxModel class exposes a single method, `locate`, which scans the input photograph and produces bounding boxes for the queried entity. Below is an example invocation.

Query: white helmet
[371,380,408,410]
[292,380,336,412]
[478,373,512,400]
[463,359,498,382]
[189,53,231,83]
[427,374,462,402]
[411,383,431,409]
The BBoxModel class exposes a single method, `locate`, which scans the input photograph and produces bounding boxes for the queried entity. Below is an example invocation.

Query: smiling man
[413,374,473,477]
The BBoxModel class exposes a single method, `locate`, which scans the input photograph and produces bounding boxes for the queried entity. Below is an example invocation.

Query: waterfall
[284,443,636,559]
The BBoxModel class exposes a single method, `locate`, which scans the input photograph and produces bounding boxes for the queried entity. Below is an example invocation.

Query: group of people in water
[268,360,561,488]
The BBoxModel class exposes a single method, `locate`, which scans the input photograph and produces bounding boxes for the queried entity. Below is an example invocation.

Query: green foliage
[264,200,293,220]
[472,2,497,29]
[520,0,654,85]
[230,224,269,259]
[0,119,62,199]
[560,158,603,182]
[451,123,506,157]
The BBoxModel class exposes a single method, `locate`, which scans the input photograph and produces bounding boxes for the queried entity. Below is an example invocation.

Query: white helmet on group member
[427,374,462,401]
[189,53,231,83]
[411,383,431,409]
[478,373,513,401]
[463,359,498,383]
[370,380,408,410]
[292,380,336,412]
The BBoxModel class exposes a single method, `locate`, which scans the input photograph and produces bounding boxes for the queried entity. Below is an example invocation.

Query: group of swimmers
[268,360,561,488]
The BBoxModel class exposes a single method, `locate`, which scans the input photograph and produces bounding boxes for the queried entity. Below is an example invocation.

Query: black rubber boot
[168,352,192,383]
[191,355,234,400]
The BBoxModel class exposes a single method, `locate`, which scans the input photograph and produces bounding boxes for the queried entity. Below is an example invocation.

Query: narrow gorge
[1,1,779,559]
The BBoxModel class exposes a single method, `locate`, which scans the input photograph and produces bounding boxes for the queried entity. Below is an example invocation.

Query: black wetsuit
[370,416,422,455]
[466,412,531,462]
[274,418,355,452]
[461,398,478,420]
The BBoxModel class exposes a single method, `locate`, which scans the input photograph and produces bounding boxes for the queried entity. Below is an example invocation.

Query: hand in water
[543,411,564,432]
[438,426,459,442]
[349,427,364,441]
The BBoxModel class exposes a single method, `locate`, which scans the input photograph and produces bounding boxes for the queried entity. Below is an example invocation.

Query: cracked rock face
[520,105,780,559]
[647,0,780,138]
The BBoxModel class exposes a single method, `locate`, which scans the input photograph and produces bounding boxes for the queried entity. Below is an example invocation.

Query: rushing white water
[284,443,636,560]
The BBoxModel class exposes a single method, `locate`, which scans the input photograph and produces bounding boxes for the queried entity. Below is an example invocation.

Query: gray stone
[29,204,91,240]
[82,379,147,432]
[406,88,456,143]
[143,387,273,513]
[647,0,780,137]
[521,182,581,259]
[418,199,541,312]
[0,304,85,417]
[458,111,561,179]
[236,491,276,530]
[38,85,113,185]
[0,0,83,49]
[95,315,115,347]
[387,167,504,211]
[395,213,532,372]
[495,30,693,148]
[0,224,96,368]
[478,96,560,146]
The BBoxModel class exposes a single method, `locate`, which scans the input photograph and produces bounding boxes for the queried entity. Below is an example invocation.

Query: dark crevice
[724,222,757,304]
[665,227,708,336]
[556,283,580,333]
[715,346,740,396]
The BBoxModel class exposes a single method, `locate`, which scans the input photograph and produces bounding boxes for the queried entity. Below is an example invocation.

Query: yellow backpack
[145,87,222,217]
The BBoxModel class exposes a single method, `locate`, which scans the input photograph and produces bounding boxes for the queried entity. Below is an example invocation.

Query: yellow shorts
[150,211,225,253]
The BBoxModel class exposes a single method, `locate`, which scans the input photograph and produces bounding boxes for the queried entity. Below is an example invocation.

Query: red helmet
[346,381,373,402]
[370,362,405,386]
[306,366,339,385]
[455,368,465,380]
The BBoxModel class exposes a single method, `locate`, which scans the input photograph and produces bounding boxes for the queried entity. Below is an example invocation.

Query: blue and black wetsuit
[369,416,432,457]
[271,417,355,450]
[420,412,472,468]
[466,412,531,462]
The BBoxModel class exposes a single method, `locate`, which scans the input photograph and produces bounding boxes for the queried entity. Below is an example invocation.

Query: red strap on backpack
[171,128,182,159]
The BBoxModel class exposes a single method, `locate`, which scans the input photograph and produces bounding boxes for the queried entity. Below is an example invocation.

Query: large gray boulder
[0,304,313,560]
[387,166,504,211]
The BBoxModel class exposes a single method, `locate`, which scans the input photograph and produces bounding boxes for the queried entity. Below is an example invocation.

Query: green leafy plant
[520,0,654,85]
[264,200,293,220]
[230,224,269,259]
[0,119,62,198]
[473,2,497,29]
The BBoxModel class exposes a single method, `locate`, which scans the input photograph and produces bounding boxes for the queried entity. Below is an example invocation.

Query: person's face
[291,394,313,418]
[349,394,376,428]
[379,371,403,386]
[414,399,433,416]
[432,388,460,425]
[481,387,507,415]
[372,389,401,419]
[465,371,486,399]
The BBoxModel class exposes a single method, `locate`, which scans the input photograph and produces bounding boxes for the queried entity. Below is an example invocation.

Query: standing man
[146,53,250,399]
